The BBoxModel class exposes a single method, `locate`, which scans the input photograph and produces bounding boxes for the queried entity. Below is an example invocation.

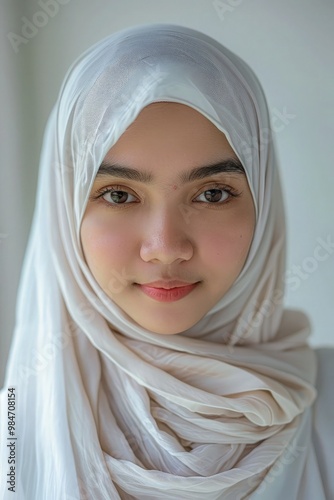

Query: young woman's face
[80,102,255,334]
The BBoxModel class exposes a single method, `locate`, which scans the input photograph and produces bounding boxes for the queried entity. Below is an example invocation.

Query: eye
[194,184,240,204]
[91,183,241,208]
[97,186,138,205]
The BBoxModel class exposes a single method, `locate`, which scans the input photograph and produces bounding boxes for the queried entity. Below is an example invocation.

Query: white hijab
[0,24,318,499]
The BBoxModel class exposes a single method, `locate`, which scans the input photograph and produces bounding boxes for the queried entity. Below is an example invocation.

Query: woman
[0,23,333,499]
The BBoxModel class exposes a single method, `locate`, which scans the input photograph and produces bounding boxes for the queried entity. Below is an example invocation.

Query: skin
[80,102,256,334]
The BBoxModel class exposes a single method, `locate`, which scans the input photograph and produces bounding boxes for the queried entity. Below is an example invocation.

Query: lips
[138,280,198,289]
[135,281,200,302]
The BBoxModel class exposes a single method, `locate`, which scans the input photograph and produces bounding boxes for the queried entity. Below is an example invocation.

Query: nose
[139,206,194,264]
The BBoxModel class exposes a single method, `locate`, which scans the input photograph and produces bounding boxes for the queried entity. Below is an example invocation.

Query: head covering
[0,24,317,499]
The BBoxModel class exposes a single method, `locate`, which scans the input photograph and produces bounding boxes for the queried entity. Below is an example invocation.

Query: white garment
[0,23,332,499]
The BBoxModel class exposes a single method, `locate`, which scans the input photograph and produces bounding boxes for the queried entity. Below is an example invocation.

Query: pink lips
[135,281,199,302]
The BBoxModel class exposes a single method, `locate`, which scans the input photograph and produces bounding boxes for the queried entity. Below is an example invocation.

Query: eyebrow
[96,157,245,184]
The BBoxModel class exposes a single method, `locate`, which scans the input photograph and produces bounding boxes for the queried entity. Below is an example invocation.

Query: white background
[1,0,333,387]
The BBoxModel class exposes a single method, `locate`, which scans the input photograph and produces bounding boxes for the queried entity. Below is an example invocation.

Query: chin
[139,318,198,335]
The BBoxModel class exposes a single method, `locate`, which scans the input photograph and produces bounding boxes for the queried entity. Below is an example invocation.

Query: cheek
[200,214,254,272]
[80,213,134,276]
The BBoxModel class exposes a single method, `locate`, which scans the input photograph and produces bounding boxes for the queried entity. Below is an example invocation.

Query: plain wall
[1,0,333,387]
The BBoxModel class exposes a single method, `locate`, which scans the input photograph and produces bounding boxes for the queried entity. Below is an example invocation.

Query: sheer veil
[0,24,317,499]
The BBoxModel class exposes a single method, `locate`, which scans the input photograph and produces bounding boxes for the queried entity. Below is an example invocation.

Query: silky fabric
[0,24,322,499]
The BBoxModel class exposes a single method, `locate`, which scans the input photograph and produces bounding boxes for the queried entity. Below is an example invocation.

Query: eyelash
[91,183,242,208]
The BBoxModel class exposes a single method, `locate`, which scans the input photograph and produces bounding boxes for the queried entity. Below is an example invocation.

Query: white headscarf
[0,24,317,499]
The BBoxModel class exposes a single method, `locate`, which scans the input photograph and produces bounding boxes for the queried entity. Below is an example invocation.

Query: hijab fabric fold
[0,24,317,499]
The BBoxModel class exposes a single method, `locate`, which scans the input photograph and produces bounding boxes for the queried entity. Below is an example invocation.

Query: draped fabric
[0,24,320,499]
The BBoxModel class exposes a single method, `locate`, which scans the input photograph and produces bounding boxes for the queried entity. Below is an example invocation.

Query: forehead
[105,102,238,165]
[95,103,247,188]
